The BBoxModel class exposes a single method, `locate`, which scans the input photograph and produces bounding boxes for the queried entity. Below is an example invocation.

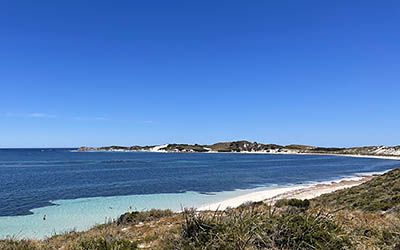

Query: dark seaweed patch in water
[199,192,216,195]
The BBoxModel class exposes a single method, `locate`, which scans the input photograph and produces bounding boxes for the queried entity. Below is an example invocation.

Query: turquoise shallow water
[0,187,270,239]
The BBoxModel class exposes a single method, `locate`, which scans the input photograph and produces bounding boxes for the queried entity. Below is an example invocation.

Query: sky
[0,1,399,148]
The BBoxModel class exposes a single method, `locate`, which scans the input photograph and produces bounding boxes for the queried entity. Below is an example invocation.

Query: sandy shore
[295,153,400,161]
[265,176,373,201]
[219,151,400,161]
[198,175,373,211]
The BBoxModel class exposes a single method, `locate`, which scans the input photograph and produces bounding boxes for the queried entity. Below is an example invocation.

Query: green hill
[314,169,400,212]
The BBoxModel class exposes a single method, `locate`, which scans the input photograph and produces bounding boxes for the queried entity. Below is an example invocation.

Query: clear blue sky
[0,1,399,148]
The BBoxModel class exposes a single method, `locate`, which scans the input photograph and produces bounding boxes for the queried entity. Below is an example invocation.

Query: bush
[117,209,174,225]
[275,198,310,209]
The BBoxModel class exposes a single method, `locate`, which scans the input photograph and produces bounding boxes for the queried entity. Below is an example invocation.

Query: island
[78,140,400,158]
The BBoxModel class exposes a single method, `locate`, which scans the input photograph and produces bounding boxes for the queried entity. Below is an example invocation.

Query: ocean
[0,148,398,239]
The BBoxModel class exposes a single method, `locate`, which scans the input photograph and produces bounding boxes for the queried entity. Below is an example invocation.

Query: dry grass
[325,209,400,249]
[165,203,352,250]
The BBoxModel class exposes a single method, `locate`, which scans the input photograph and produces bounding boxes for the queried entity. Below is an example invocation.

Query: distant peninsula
[78,140,400,158]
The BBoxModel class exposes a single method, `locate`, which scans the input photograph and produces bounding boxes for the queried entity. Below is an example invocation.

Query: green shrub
[117,209,174,225]
[275,198,310,209]
[288,199,310,208]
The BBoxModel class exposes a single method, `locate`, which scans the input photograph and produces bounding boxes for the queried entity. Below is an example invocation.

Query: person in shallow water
[43,215,46,221]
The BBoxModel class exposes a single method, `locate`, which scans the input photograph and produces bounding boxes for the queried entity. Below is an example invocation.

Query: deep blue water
[0,148,399,217]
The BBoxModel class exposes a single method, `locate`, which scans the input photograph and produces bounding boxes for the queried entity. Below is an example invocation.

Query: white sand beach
[266,176,373,201]
[198,175,373,211]
[296,153,400,161]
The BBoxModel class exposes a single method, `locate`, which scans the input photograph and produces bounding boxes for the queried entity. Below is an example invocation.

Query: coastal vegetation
[166,205,351,249]
[314,168,400,212]
[1,169,400,249]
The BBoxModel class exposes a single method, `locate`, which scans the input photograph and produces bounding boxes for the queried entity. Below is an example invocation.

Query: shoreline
[206,151,400,161]
[292,152,400,161]
[0,169,394,240]
[198,173,378,211]
[265,175,373,202]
